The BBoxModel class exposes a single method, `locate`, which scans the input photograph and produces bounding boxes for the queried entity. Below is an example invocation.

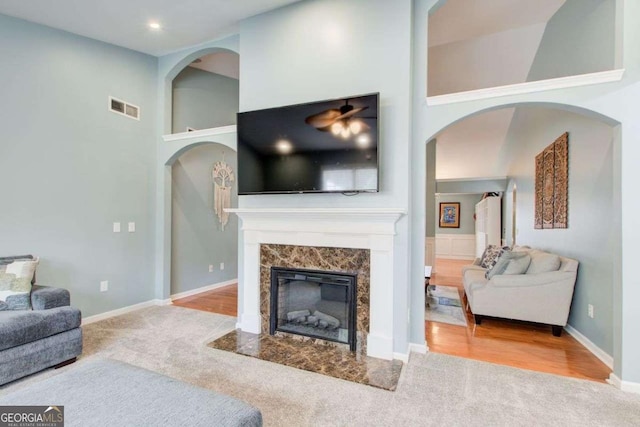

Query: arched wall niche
[155,36,240,301]
[426,0,622,97]
[158,35,240,135]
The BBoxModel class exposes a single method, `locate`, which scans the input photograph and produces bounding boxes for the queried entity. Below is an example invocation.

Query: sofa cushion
[503,253,531,275]
[0,306,81,351]
[0,258,39,310]
[526,251,561,274]
[486,251,531,279]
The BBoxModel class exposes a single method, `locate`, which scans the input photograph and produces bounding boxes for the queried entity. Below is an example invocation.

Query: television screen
[237,93,379,195]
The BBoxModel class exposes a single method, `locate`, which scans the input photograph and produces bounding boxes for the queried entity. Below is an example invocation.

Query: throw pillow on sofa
[0,258,38,310]
[480,245,509,270]
[526,251,561,274]
[485,251,531,279]
[503,252,531,275]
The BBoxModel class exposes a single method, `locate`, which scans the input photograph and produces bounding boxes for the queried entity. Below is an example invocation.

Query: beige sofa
[462,248,579,336]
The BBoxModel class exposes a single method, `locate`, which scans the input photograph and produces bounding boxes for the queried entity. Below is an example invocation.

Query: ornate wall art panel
[553,133,569,228]
[534,132,569,230]
[542,144,555,229]
[534,153,544,229]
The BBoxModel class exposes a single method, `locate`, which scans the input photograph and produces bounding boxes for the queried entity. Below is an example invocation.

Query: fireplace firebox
[270,267,357,351]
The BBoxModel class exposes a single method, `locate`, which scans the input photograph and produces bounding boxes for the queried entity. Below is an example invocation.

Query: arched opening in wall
[427,0,620,97]
[168,141,239,316]
[171,51,239,134]
[424,103,618,383]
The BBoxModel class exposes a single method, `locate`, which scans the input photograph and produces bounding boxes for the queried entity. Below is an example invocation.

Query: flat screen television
[237,93,379,195]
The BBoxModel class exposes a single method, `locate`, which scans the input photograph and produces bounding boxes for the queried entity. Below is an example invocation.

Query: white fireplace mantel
[227,207,406,360]
[227,208,405,236]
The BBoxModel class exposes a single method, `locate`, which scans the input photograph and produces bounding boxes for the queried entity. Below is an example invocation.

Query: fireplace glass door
[270,267,357,351]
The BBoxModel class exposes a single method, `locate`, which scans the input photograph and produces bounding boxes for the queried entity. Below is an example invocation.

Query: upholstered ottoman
[0,359,262,427]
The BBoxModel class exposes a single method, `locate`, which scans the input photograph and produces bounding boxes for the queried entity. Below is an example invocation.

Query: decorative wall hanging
[534,132,568,229]
[439,202,460,228]
[212,158,235,231]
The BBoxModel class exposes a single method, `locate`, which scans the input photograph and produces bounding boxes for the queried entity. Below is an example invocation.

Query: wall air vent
[109,96,140,120]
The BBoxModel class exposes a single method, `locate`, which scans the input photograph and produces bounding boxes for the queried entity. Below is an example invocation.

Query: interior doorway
[423,105,616,383]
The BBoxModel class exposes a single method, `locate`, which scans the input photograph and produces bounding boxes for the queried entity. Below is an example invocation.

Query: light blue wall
[527,0,616,82]
[435,194,483,235]
[436,179,507,194]
[172,67,239,133]
[503,107,614,355]
[171,144,238,295]
[238,0,413,352]
[0,14,158,317]
[425,140,436,237]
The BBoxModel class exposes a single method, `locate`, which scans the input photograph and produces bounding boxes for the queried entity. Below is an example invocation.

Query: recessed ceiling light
[149,22,161,30]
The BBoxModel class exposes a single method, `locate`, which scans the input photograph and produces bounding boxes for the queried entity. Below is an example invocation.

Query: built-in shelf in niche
[427,69,625,106]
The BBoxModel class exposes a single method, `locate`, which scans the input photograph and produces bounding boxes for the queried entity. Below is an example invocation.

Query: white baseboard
[82,279,238,325]
[393,352,409,363]
[170,278,237,301]
[391,341,429,363]
[409,342,428,354]
[608,373,640,394]
[564,324,613,369]
[82,299,164,325]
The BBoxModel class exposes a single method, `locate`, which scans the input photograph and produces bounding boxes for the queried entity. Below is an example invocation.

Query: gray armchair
[0,256,82,385]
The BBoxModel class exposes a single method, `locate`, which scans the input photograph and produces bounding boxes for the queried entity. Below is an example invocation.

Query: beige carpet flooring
[2,305,640,426]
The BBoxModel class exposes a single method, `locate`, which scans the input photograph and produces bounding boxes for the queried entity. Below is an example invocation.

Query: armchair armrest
[488,271,576,288]
[30,285,70,310]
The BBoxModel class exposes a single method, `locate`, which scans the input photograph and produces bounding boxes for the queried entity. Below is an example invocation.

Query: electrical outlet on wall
[588,304,594,318]
[220,262,224,270]
[100,281,109,292]
[209,265,214,273]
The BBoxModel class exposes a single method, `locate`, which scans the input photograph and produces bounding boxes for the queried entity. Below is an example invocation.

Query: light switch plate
[220,262,224,270]
[100,280,109,292]
[128,222,135,232]
[113,222,121,233]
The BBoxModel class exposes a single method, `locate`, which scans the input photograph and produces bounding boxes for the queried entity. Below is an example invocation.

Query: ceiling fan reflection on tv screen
[236,92,379,195]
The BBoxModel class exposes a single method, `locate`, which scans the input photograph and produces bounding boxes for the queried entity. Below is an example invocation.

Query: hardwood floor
[173,260,611,383]
[427,258,612,382]
[172,284,238,317]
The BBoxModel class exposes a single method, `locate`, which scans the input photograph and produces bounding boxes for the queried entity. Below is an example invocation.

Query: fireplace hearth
[270,267,357,351]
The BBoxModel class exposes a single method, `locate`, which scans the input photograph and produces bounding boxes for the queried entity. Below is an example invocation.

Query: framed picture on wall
[439,202,460,228]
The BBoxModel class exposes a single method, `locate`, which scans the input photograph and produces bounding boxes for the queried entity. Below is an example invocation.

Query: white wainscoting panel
[425,237,435,271]
[435,234,476,260]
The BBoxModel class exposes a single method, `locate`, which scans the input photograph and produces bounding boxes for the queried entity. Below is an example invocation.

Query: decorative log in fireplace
[270,267,357,351]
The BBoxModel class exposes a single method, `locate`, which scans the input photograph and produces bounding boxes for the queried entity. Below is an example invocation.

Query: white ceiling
[0,0,302,56]
[190,52,240,80]
[435,108,516,180]
[429,0,565,47]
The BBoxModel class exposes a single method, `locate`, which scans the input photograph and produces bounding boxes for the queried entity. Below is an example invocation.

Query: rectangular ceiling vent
[109,96,140,120]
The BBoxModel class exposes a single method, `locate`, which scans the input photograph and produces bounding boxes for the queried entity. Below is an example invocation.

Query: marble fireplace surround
[261,244,368,352]
[228,208,405,360]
